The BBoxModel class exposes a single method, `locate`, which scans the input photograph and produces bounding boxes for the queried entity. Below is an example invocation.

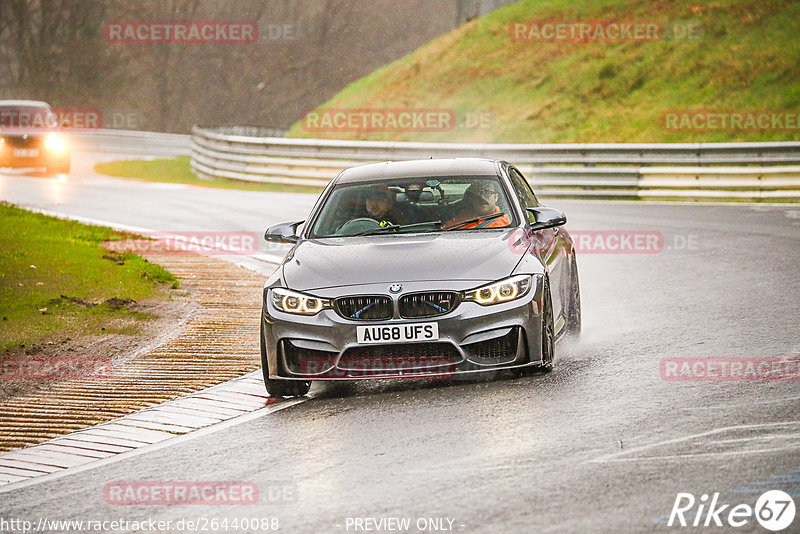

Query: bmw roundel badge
[389,283,402,293]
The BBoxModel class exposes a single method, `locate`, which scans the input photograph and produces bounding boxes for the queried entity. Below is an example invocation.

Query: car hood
[282,231,527,291]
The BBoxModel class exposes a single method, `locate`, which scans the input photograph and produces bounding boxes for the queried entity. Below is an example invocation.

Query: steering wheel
[335,217,382,236]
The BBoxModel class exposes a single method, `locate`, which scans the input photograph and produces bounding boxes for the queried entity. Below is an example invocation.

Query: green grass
[0,202,179,353]
[94,157,325,194]
[287,0,800,143]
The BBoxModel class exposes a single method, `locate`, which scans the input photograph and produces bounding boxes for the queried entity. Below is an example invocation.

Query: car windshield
[308,175,516,238]
[0,105,58,132]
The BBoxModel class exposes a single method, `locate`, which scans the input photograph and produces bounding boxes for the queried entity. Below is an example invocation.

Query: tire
[565,254,582,338]
[538,277,555,372]
[260,323,311,397]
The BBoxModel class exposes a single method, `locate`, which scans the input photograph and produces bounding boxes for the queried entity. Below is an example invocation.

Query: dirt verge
[0,252,269,452]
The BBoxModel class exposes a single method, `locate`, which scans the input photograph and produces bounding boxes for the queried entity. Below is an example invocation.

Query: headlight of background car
[463,275,532,306]
[44,133,66,152]
[271,288,331,315]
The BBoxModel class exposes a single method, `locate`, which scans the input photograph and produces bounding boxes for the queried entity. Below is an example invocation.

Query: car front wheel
[565,254,581,338]
[538,277,555,372]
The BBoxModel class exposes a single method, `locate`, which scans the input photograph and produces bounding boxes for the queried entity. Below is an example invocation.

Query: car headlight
[463,275,533,306]
[44,133,66,152]
[271,288,331,315]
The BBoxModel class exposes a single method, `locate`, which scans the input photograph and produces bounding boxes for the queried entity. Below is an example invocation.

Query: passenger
[444,180,511,229]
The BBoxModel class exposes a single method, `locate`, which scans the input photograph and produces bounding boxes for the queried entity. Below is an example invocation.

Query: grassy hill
[288,0,800,143]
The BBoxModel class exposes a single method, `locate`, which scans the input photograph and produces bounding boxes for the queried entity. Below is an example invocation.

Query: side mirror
[264,220,304,244]
[526,207,566,231]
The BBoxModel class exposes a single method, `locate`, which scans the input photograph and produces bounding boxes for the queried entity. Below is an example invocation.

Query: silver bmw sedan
[260,158,580,396]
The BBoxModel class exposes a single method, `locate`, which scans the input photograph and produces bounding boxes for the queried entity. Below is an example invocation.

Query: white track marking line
[686,395,800,410]
[593,446,800,464]
[589,421,800,464]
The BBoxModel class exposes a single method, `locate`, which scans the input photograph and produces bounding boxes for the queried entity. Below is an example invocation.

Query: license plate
[357,323,439,344]
[13,148,39,158]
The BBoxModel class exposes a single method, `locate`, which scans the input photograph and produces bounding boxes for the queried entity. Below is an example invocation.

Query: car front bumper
[262,277,547,381]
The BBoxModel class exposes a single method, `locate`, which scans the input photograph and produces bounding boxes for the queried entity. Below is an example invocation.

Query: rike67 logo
[668,490,795,531]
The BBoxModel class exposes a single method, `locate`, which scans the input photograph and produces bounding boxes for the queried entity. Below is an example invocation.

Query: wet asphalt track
[1,149,799,533]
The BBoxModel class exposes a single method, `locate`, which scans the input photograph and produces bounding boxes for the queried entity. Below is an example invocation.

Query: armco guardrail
[191,126,800,200]
[69,129,191,157]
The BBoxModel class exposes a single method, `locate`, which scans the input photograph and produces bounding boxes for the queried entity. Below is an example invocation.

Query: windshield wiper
[443,212,503,231]
[353,220,442,236]
[352,224,401,236]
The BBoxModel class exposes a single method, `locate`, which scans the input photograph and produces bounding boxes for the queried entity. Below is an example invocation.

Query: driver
[364,186,401,227]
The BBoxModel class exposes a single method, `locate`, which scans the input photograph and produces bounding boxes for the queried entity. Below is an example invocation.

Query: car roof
[335,158,502,184]
[0,100,51,108]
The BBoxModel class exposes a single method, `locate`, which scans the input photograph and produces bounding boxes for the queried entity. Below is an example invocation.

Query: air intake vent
[399,292,459,318]
[335,295,393,321]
